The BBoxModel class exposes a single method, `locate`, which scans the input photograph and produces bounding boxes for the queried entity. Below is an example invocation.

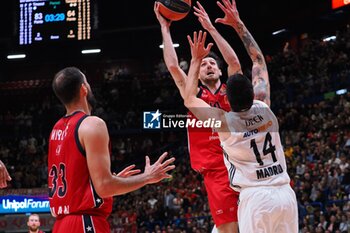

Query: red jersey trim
[200,82,223,95]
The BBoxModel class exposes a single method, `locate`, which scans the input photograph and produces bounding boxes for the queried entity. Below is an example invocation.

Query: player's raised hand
[187,31,213,60]
[154,2,172,28]
[144,152,175,184]
[114,164,141,178]
[0,160,11,189]
[193,2,214,31]
[215,0,241,28]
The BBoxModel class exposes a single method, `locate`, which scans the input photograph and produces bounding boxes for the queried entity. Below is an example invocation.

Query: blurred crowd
[0,26,350,232]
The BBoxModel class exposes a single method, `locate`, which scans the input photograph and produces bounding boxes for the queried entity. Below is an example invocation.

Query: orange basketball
[157,0,191,21]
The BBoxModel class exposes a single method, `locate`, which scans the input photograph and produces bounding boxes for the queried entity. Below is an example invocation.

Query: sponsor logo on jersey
[243,120,273,138]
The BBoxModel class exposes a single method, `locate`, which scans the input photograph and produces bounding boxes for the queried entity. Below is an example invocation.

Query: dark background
[0,0,349,74]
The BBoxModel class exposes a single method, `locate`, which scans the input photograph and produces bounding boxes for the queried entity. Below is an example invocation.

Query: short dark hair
[52,67,85,105]
[226,73,254,112]
[204,51,223,70]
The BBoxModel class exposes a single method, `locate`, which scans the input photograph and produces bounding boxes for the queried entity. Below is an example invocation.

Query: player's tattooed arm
[216,0,270,106]
[236,22,270,106]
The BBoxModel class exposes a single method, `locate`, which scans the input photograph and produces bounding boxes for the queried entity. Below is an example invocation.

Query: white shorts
[238,184,298,233]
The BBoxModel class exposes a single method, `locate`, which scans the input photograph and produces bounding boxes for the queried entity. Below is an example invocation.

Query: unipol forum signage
[0,195,50,214]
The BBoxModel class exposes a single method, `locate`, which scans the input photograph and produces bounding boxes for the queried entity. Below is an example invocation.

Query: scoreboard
[19,0,92,45]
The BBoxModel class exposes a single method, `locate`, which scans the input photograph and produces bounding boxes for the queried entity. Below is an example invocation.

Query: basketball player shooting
[154,2,241,232]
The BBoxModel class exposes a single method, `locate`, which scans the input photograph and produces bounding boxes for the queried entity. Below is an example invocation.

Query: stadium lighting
[336,89,347,95]
[272,29,286,36]
[159,43,180,49]
[323,36,336,42]
[7,54,26,59]
[81,49,101,54]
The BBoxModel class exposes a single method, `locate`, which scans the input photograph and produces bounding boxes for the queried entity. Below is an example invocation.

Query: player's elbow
[94,186,109,199]
[254,90,267,101]
[96,189,110,199]
[227,64,242,77]
[184,97,194,109]
[92,179,112,198]
[168,64,181,75]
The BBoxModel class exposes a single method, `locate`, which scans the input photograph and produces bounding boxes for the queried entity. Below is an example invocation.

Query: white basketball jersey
[222,100,290,191]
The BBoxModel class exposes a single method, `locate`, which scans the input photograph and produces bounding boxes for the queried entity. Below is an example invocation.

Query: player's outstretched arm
[216,0,270,106]
[184,31,213,108]
[194,1,242,76]
[154,2,188,98]
[0,160,11,189]
[184,31,230,141]
[80,116,175,197]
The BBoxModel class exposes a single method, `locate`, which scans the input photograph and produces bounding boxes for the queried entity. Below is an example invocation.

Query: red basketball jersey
[48,111,112,219]
[187,83,231,172]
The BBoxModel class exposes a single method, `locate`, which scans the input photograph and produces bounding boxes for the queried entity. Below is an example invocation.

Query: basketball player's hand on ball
[113,165,141,178]
[193,2,215,31]
[215,0,241,28]
[144,152,175,184]
[154,2,171,28]
[187,31,213,60]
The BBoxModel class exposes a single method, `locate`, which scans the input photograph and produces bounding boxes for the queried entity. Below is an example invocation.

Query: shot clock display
[19,0,92,45]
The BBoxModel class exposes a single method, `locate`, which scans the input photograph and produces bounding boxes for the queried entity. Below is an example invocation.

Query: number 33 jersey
[48,111,112,218]
[221,100,290,191]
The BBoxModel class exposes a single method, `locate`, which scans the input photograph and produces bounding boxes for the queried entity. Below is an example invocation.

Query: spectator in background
[179,57,189,72]
[27,214,45,233]
[0,160,11,188]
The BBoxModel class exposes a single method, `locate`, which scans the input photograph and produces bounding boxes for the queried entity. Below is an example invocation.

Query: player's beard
[87,90,97,111]
[29,225,39,232]
[200,73,220,86]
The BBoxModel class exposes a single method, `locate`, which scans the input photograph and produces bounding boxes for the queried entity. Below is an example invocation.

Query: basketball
[156,0,191,21]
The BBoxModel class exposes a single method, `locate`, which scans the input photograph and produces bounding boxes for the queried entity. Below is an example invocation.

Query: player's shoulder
[252,99,269,108]
[78,116,109,143]
[80,116,107,131]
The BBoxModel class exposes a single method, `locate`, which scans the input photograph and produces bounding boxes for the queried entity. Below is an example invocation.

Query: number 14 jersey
[221,100,290,192]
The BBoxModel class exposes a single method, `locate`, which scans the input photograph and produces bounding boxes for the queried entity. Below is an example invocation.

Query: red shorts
[53,215,110,233]
[202,168,239,227]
